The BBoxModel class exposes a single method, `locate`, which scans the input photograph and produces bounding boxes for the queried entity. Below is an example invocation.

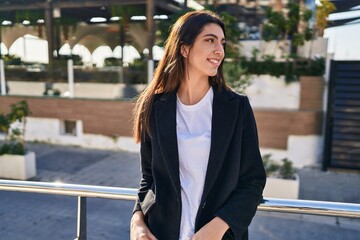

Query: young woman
[131,10,266,240]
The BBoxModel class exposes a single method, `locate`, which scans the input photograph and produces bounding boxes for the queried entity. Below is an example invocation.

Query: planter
[0,152,36,180]
[263,174,300,199]
[299,76,324,110]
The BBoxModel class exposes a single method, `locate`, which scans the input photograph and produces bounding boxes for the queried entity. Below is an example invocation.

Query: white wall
[8,81,45,96]
[260,135,323,169]
[7,81,146,99]
[24,117,139,152]
[246,76,322,168]
[287,135,324,168]
[239,38,327,60]
[245,75,300,109]
[3,75,322,168]
[325,23,360,60]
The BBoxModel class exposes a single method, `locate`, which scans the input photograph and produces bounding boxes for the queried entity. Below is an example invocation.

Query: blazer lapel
[155,92,181,198]
[202,88,239,201]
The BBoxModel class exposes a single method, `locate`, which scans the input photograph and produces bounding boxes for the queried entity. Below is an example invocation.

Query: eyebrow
[202,33,226,41]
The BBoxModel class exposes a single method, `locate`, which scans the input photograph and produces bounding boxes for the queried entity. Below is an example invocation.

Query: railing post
[75,196,87,240]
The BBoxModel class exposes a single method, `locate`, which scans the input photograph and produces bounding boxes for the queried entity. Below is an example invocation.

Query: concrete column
[0,26,5,95]
[146,0,155,83]
[118,22,125,83]
[45,0,54,76]
[67,59,74,98]
[0,59,5,95]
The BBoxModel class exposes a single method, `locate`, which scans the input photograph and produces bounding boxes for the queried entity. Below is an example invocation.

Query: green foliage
[316,0,337,36]
[0,114,10,134]
[8,101,30,123]
[262,2,317,54]
[3,54,22,66]
[127,59,147,84]
[218,10,241,58]
[262,24,281,41]
[56,54,83,66]
[262,154,296,180]
[239,48,325,82]
[104,58,148,84]
[262,154,280,177]
[223,60,250,94]
[293,32,305,47]
[43,88,61,96]
[279,158,296,180]
[302,9,313,22]
[0,142,25,155]
[104,57,120,67]
[54,16,79,41]
[15,10,44,24]
[0,100,31,155]
[110,5,145,23]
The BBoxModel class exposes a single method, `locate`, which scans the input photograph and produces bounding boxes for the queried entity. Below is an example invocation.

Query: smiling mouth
[208,58,221,66]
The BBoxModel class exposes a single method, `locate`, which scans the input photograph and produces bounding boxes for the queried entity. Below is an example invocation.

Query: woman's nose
[214,43,224,56]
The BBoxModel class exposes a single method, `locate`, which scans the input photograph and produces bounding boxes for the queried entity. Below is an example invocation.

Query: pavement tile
[0,142,359,240]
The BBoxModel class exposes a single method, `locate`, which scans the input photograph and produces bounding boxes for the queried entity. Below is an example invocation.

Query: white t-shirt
[176,87,213,240]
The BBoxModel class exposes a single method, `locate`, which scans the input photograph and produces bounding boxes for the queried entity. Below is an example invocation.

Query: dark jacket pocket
[140,189,156,216]
[222,229,235,240]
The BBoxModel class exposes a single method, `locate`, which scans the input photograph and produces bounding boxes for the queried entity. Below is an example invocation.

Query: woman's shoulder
[153,91,176,104]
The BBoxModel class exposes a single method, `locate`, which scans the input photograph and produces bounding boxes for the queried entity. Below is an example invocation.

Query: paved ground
[0,142,359,240]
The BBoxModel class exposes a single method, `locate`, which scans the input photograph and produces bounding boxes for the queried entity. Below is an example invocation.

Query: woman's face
[182,23,225,79]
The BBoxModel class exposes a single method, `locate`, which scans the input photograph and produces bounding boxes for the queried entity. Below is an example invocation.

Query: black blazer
[134,87,266,240]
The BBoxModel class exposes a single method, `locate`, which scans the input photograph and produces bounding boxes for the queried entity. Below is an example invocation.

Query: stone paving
[0,142,359,240]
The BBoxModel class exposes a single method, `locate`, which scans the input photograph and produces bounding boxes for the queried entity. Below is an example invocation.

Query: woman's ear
[181,45,189,58]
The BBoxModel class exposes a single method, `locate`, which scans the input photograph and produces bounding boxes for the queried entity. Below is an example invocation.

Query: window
[61,120,77,136]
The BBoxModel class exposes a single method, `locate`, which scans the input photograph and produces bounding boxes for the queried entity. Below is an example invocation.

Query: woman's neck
[177,76,211,105]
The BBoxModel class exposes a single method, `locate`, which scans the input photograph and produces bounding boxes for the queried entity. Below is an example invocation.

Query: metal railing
[1,179,360,240]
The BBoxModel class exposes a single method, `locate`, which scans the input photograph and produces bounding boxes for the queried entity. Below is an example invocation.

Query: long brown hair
[133,10,229,143]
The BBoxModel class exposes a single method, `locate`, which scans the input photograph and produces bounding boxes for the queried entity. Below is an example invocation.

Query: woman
[131,10,266,240]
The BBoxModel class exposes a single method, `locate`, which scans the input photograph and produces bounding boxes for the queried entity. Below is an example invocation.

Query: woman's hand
[130,211,158,240]
[191,217,229,240]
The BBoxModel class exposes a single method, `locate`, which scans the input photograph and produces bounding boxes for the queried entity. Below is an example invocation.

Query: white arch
[92,46,113,67]
[59,43,71,55]
[0,43,8,55]
[72,44,92,64]
[142,45,165,61]
[9,34,48,63]
[152,45,165,61]
[113,45,141,64]
[59,43,92,65]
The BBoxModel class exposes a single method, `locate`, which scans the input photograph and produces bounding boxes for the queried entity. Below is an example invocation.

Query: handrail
[1,179,360,239]
[0,179,137,200]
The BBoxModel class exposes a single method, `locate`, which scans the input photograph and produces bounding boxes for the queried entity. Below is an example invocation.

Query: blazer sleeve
[133,130,154,214]
[216,96,266,238]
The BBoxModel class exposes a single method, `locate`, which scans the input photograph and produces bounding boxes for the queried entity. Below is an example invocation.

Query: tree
[0,100,31,155]
[315,0,337,37]
[262,2,313,56]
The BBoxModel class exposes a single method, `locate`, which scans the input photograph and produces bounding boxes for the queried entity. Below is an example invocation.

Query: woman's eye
[206,39,214,43]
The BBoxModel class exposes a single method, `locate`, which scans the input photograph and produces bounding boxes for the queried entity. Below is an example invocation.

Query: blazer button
[202,201,206,209]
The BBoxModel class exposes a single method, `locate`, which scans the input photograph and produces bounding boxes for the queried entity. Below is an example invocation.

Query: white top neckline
[177,87,213,112]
